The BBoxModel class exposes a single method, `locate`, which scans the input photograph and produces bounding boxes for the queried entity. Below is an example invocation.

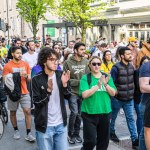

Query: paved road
[0,106,134,150]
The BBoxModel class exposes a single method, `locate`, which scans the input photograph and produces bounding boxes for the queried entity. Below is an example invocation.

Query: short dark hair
[27,40,34,47]
[14,38,21,43]
[44,43,50,46]
[37,47,59,68]
[119,46,131,56]
[11,46,21,53]
[140,56,150,67]
[74,42,85,51]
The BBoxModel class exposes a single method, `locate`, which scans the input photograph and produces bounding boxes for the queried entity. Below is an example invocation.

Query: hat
[34,40,39,43]
[128,37,137,42]
[21,38,26,42]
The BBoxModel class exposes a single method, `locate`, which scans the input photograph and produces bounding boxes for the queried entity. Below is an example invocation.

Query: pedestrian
[80,56,116,150]
[110,46,139,149]
[2,46,35,142]
[144,96,150,150]
[22,41,38,70]
[31,47,71,150]
[63,42,89,144]
[139,59,150,150]
[134,56,150,137]
[100,50,115,74]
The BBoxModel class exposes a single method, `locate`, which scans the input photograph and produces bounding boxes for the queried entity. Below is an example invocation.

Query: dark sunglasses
[92,62,101,66]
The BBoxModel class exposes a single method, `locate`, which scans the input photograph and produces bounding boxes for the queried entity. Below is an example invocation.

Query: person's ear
[74,49,77,54]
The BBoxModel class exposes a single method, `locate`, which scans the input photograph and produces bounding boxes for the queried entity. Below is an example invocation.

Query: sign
[47,20,55,37]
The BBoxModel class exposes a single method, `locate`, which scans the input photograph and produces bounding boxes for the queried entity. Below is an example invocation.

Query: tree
[16,0,48,39]
[52,0,109,43]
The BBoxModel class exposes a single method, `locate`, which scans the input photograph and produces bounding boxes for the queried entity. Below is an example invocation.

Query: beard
[77,52,84,58]
[124,57,132,62]
[46,63,56,71]
[14,56,22,61]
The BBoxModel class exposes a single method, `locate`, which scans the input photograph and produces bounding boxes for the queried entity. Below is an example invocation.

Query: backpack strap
[87,73,91,87]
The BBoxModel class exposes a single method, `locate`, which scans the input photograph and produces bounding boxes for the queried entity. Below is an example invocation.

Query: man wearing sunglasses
[110,46,139,149]
[63,42,89,144]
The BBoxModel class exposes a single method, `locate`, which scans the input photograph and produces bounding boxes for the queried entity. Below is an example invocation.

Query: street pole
[6,0,9,44]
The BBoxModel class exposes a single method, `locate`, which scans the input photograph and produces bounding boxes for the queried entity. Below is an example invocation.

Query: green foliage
[16,0,48,39]
[54,0,109,42]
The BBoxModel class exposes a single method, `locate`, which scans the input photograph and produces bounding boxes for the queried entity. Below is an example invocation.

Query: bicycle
[0,105,4,140]
[0,85,8,140]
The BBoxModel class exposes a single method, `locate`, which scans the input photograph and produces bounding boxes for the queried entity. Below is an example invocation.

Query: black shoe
[68,135,76,144]
[132,139,139,149]
[110,133,119,142]
[75,135,82,143]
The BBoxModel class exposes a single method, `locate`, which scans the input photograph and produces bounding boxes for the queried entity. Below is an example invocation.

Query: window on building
[147,24,150,28]
[141,31,145,41]
[129,32,133,37]
[128,25,133,29]
[135,32,139,38]
[147,31,150,39]
[140,24,145,29]
[134,24,139,29]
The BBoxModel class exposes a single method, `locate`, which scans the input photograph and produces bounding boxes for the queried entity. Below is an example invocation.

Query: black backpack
[87,72,108,86]
[5,72,21,102]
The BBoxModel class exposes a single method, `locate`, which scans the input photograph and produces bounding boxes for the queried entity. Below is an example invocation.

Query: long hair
[102,50,114,71]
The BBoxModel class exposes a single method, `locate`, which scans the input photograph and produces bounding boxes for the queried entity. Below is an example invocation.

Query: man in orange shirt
[2,46,35,142]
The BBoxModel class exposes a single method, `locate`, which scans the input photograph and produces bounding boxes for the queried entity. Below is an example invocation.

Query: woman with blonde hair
[80,56,117,150]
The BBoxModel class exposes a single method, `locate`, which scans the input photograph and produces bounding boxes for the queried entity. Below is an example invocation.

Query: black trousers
[81,112,111,150]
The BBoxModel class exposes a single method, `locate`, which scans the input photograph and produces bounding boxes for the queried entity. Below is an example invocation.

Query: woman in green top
[80,56,117,150]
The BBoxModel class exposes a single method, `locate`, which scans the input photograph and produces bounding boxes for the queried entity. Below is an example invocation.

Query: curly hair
[37,47,59,68]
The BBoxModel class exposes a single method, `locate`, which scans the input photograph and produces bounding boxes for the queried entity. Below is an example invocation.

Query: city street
[0,104,135,150]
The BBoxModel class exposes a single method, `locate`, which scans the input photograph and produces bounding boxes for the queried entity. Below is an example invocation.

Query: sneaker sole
[75,139,82,143]
[67,137,76,144]
[25,138,36,142]
[13,137,20,140]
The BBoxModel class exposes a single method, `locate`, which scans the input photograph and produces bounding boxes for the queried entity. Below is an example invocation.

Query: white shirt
[92,49,103,60]
[47,73,63,126]
[22,52,38,69]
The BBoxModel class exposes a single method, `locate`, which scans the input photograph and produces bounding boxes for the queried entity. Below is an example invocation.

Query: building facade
[0,0,150,45]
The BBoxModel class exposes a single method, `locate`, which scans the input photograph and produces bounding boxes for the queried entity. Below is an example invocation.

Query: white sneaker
[25,132,36,142]
[13,130,21,140]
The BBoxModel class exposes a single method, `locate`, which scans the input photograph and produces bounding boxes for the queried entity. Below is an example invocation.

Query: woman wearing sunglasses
[100,50,115,74]
[80,56,117,150]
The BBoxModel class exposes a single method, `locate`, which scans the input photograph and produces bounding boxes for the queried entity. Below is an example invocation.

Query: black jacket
[31,70,71,133]
[114,62,135,101]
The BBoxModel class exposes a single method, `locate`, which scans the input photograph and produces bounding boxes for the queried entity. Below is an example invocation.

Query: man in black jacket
[31,47,71,150]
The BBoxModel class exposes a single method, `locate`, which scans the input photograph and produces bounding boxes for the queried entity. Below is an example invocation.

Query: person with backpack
[2,46,35,142]
[79,56,116,150]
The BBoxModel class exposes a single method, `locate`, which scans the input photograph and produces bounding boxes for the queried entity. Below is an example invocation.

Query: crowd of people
[0,35,150,150]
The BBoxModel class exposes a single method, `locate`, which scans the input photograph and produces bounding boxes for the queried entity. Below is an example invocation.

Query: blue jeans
[36,123,68,150]
[110,97,138,141]
[68,95,82,136]
[134,102,142,135]
[139,102,146,150]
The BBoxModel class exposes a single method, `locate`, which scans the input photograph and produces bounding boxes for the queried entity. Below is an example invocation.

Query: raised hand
[61,70,70,87]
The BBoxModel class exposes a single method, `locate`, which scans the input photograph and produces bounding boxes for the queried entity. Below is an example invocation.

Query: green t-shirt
[79,73,116,114]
